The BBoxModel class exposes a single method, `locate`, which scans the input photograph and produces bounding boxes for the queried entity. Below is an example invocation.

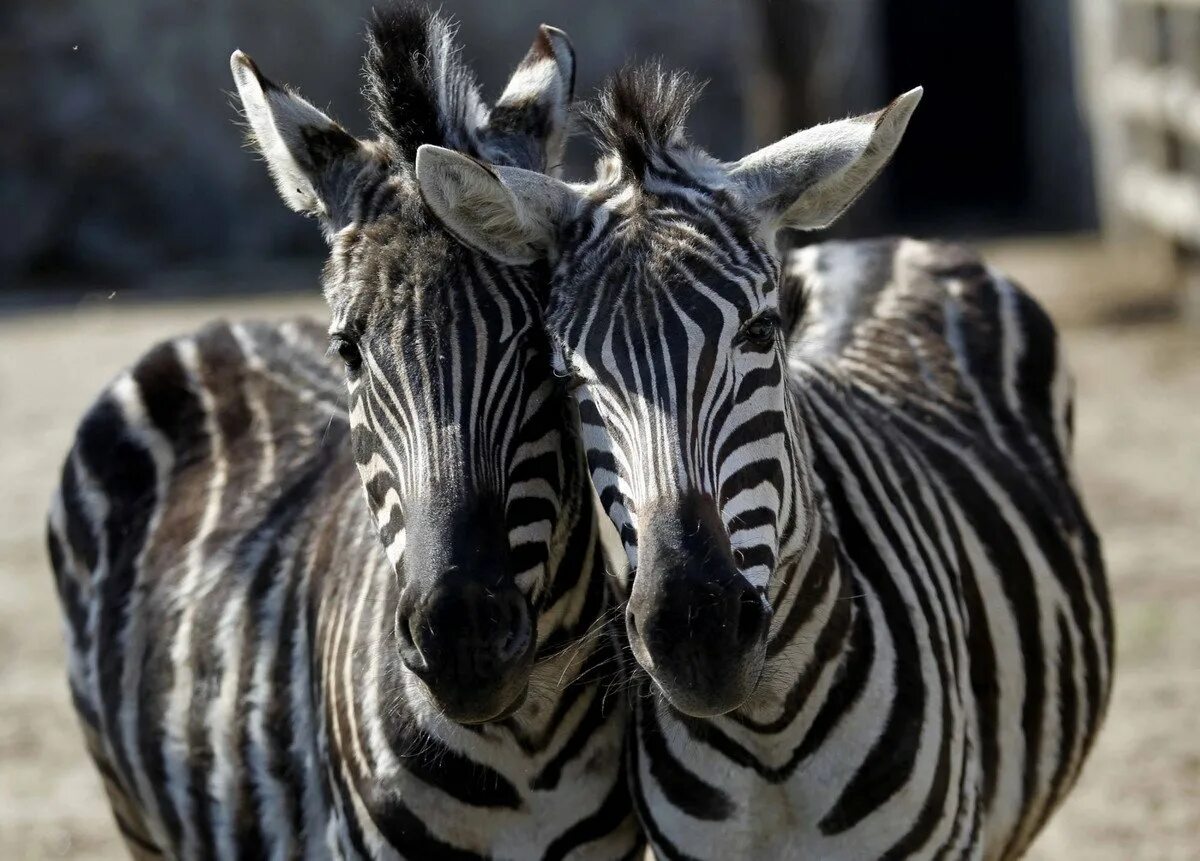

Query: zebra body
[411,67,1113,859]
[48,6,640,859]
[626,238,1111,859]
[47,318,635,860]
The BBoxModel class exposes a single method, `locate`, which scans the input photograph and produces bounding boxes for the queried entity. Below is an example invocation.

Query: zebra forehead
[631,236,767,307]
[328,218,539,323]
[547,253,764,349]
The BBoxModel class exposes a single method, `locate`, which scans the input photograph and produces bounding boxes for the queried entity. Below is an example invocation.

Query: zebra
[409,64,1114,858]
[45,8,642,859]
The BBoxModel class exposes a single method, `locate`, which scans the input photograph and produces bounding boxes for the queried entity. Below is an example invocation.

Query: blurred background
[0,0,1197,858]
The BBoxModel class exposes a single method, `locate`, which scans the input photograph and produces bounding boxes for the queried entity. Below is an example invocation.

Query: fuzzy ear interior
[480,24,577,175]
[231,50,368,228]
[415,144,574,265]
[728,87,923,233]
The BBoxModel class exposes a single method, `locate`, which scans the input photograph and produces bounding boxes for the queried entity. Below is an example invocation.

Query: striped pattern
[538,68,1113,860]
[632,239,1109,859]
[47,318,638,860]
[548,201,799,588]
[46,6,639,859]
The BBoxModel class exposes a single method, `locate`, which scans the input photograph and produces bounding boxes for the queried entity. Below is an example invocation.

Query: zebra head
[232,6,576,724]
[414,64,920,716]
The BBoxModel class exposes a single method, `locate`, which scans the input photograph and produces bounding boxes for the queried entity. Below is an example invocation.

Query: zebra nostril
[494,594,530,664]
[397,614,428,671]
[627,609,641,645]
[734,589,767,647]
[496,626,522,663]
[624,603,657,671]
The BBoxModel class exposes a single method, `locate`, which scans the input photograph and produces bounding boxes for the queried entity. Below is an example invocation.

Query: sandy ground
[0,246,1196,858]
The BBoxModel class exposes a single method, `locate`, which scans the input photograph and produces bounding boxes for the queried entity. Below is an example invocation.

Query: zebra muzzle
[396,577,536,723]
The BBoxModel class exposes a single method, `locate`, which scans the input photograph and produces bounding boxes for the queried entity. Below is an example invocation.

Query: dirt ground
[0,243,1196,858]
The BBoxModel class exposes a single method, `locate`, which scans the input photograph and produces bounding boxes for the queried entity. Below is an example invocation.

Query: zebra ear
[480,25,576,176]
[231,51,369,228]
[416,144,573,265]
[728,87,922,232]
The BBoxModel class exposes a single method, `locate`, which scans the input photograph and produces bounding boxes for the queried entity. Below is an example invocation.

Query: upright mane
[364,3,487,161]
[583,61,703,180]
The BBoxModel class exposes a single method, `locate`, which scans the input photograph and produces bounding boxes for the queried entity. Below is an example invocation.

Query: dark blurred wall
[0,0,1095,292]
[882,0,1096,234]
[0,0,746,288]
[745,0,1096,238]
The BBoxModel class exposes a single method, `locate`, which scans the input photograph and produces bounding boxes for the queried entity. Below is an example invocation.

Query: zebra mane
[364,3,488,162]
[584,61,703,180]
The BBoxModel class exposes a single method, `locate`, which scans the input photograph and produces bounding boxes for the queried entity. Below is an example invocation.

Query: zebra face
[328,225,565,722]
[543,204,786,717]
[233,9,579,723]
[415,64,921,716]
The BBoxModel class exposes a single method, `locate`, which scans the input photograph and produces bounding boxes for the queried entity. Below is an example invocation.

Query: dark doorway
[882,0,1030,234]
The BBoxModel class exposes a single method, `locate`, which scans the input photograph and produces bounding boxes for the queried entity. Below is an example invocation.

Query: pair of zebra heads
[48,4,1113,859]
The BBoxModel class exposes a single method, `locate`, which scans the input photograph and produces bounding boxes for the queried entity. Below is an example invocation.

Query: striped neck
[733,526,857,735]
[731,385,857,732]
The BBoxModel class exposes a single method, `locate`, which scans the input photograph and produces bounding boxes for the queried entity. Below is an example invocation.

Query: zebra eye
[737,312,779,348]
[330,335,362,372]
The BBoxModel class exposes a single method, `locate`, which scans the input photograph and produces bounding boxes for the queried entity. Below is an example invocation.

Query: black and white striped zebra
[46,8,641,859]
[411,65,1114,858]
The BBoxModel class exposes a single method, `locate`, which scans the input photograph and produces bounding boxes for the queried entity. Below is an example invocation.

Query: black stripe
[627,702,704,861]
[638,696,734,821]
[792,570,874,763]
[941,487,1000,813]
[77,392,169,835]
[58,454,99,573]
[114,811,163,855]
[533,674,612,790]
[47,524,90,657]
[763,533,835,661]
[810,404,927,835]
[399,735,522,809]
[1025,609,1083,847]
[360,786,489,860]
[542,745,638,861]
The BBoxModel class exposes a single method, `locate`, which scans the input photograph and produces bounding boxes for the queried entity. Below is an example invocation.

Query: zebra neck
[540,445,599,626]
[734,523,857,738]
[773,379,824,569]
[529,447,615,684]
[725,382,863,735]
